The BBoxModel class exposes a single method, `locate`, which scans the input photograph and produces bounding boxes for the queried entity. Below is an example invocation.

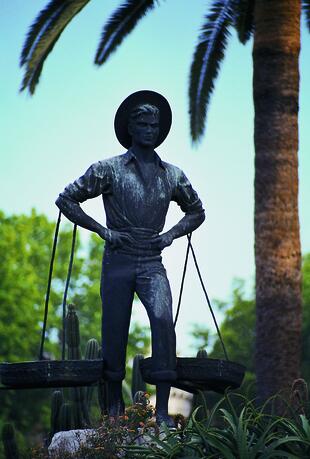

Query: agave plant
[123,392,310,458]
[20,0,310,409]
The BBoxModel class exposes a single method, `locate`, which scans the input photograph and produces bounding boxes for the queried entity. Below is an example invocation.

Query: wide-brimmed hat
[114,90,172,148]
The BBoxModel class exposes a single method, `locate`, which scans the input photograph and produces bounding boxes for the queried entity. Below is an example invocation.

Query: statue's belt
[106,227,162,254]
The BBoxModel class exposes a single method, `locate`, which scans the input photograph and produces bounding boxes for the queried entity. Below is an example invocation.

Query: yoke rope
[38,211,61,360]
[174,233,229,361]
[173,233,191,328]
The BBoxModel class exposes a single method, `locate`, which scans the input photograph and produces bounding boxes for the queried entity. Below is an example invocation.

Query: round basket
[140,357,246,394]
[0,359,104,389]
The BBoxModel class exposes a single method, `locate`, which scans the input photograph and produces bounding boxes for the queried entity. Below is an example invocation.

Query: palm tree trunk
[253,0,302,408]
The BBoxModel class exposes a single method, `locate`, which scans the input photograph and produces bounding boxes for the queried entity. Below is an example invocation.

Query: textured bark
[253,0,302,408]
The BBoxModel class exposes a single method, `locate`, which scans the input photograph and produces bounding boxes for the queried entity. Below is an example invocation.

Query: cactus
[196,348,208,359]
[49,307,103,432]
[85,338,100,360]
[131,354,146,399]
[191,348,209,420]
[85,339,100,410]
[50,390,64,437]
[2,423,20,459]
[65,304,90,428]
[66,304,81,360]
[70,387,87,429]
[58,403,74,431]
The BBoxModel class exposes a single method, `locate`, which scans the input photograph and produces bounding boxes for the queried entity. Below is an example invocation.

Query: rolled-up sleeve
[59,161,111,204]
[172,170,204,214]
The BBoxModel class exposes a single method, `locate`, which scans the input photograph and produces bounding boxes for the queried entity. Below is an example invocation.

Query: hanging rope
[187,235,229,361]
[61,224,77,360]
[173,233,192,328]
[38,211,62,361]
[174,233,229,361]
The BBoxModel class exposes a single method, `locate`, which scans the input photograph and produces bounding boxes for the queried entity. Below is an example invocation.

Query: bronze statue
[56,90,205,427]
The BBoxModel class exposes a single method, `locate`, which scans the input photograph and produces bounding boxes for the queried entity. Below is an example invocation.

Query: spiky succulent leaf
[95,0,158,65]
[189,0,234,143]
[20,0,91,94]
[233,0,255,44]
[302,0,310,32]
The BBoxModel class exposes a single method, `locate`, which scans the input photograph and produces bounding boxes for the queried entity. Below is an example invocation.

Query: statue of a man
[56,90,205,426]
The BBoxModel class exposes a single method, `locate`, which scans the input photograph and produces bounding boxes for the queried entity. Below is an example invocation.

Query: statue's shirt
[60,149,204,250]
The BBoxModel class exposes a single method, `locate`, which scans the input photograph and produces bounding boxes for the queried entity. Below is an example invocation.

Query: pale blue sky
[1,1,310,354]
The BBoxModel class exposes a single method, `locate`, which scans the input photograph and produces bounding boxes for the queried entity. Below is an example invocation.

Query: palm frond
[20,0,91,94]
[189,0,234,143]
[21,31,62,95]
[20,0,65,67]
[302,0,310,32]
[233,0,255,44]
[95,0,158,65]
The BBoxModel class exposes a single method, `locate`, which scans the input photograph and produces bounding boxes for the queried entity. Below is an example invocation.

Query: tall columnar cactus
[50,390,64,438]
[66,304,81,360]
[85,338,100,360]
[65,304,89,428]
[2,423,20,459]
[191,349,209,421]
[85,338,100,410]
[58,403,74,432]
[131,354,146,399]
[196,349,208,359]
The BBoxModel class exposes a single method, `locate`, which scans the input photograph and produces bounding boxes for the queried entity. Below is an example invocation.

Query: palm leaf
[302,0,310,32]
[233,0,255,44]
[189,0,234,143]
[20,0,65,66]
[23,30,62,95]
[20,0,91,94]
[95,0,158,65]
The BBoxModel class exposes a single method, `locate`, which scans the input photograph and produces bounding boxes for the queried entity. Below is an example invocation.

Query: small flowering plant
[31,393,158,458]
[124,391,154,429]
[83,392,156,457]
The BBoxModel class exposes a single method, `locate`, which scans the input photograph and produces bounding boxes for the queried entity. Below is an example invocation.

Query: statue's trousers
[100,247,177,382]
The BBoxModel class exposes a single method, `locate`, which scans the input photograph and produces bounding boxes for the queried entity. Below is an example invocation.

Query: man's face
[128,113,160,148]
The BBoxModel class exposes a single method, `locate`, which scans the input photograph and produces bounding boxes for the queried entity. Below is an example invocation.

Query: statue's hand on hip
[150,232,174,251]
[98,228,135,249]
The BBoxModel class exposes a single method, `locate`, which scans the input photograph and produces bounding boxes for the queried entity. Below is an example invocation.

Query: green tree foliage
[210,279,255,374]
[0,209,81,362]
[0,210,150,441]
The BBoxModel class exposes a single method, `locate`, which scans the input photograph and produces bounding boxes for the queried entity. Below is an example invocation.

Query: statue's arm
[170,168,205,235]
[55,194,108,239]
[55,162,135,248]
[151,169,205,250]
[55,162,109,240]
[168,207,205,241]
